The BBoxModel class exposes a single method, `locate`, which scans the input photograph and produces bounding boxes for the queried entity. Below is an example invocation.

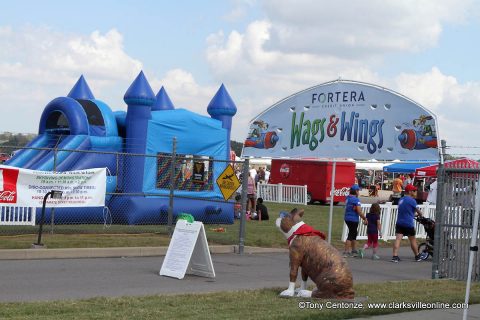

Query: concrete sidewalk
[0,246,432,302]
[0,245,477,319]
[0,244,286,260]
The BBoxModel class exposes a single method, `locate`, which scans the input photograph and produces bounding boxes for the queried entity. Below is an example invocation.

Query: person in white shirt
[249,167,257,183]
[403,173,413,189]
[426,180,437,204]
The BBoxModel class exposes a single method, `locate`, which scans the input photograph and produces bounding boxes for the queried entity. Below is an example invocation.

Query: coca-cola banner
[333,187,350,197]
[0,166,106,207]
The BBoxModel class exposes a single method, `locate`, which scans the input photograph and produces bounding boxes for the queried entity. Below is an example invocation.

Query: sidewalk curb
[0,246,288,260]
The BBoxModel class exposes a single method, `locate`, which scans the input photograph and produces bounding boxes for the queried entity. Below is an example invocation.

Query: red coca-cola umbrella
[415,158,479,177]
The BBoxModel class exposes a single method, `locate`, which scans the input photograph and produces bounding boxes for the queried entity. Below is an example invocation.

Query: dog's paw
[296,290,312,298]
[279,289,295,297]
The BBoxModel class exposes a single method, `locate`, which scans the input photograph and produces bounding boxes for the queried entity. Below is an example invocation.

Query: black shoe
[415,253,427,261]
[391,256,400,263]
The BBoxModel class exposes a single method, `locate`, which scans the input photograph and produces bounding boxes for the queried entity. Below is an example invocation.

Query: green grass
[0,280,477,320]
[0,202,345,249]
[0,202,405,250]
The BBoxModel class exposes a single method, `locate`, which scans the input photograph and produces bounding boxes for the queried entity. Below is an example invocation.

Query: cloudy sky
[1,0,479,158]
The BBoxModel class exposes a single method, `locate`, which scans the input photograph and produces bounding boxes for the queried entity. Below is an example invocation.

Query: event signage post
[242,80,439,161]
[241,80,440,243]
[160,220,215,279]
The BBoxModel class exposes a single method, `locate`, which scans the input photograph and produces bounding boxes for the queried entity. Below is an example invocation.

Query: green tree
[230,140,243,157]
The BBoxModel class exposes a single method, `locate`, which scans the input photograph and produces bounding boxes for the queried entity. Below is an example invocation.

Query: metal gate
[433,163,480,281]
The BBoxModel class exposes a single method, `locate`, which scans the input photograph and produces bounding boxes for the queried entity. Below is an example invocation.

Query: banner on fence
[0,165,106,208]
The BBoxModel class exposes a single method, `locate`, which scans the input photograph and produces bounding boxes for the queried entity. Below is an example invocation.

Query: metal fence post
[304,185,308,205]
[382,202,393,241]
[278,183,283,203]
[327,160,337,244]
[168,137,177,236]
[432,139,447,279]
[238,159,249,254]
[50,146,58,234]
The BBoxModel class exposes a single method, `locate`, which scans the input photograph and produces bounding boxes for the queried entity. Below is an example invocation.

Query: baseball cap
[405,184,417,192]
[350,184,360,191]
[279,211,289,219]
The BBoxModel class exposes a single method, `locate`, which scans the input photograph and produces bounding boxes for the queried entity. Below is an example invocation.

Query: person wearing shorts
[391,184,425,262]
[246,174,256,217]
[343,185,367,257]
[358,202,382,260]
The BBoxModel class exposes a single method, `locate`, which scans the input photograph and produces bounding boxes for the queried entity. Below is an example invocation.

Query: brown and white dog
[276,208,354,299]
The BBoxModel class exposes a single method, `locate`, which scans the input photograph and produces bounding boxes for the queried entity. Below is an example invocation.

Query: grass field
[1,204,477,320]
[0,280,477,320]
[0,202,349,249]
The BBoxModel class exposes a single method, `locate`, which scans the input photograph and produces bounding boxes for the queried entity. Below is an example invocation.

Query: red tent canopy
[415,158,480,177]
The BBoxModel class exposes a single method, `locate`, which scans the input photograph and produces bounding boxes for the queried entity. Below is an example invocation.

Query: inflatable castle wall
[6,71,237,224]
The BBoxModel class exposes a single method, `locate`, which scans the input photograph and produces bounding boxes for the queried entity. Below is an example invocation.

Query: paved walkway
[0,245,477,319]
[0,246,431,302]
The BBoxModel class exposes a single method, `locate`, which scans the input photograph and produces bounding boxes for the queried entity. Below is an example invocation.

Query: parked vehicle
[268,159,355,204]
[0,153,10,163]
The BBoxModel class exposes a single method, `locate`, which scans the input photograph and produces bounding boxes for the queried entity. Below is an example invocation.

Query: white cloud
[150,68,218,116]
[1,1,479,157]
[205,17,382,141]
[262,0,473,56]
[0,27,143,133]
[393,67,459,111]
[392,68,480,152]
[205,0,480,154]
[223,0,257,22]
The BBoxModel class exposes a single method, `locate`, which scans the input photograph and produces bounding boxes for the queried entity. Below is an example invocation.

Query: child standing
[359,203,382,260]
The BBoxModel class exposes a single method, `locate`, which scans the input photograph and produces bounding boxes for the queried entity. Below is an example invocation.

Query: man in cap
[391,184,425,262]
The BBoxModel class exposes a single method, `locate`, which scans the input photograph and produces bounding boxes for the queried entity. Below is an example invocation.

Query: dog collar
[287,223,326,246]
[285,221,305,240]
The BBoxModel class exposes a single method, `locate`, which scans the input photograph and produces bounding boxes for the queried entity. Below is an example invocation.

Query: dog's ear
[297,209,304,218]
[290,208,304,222]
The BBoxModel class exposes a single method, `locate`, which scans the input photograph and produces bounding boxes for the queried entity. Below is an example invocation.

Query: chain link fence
[0,144,248,248]
[434,164,480,281]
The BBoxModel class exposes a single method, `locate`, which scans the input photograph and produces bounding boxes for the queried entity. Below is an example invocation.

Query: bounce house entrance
[46,111,71,135]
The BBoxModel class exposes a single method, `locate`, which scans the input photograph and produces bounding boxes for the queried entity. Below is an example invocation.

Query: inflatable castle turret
[153,87,175,111]
[123,71,156,193]
[207,84,237,159]
[68,75,95,99]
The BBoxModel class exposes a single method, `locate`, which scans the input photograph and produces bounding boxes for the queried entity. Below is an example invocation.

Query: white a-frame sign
[160,220,215,279]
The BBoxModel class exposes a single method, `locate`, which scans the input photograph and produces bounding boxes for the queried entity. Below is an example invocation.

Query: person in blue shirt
[391,184,425,263]
[343,184,367,257]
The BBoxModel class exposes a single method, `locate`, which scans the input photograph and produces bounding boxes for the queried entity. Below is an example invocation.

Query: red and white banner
[0,166,106,208]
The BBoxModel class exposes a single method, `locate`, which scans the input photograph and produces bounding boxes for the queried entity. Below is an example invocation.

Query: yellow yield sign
[216,165,241,200]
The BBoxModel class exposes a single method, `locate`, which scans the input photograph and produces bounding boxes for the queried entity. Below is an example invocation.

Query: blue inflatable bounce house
[6,71,237,225]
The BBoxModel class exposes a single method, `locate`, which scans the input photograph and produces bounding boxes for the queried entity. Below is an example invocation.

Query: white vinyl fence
[257,183,307,205]
[341,202,436,242]
[0,206,36,226]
